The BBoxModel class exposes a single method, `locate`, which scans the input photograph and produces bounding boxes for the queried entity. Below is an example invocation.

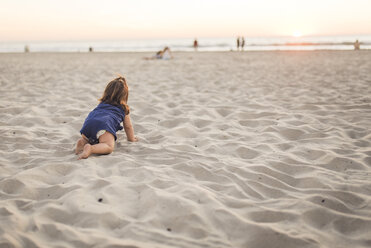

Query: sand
[0,50,371,248]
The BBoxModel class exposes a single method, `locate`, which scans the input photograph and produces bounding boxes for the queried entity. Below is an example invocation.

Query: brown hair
[99,76,130,115]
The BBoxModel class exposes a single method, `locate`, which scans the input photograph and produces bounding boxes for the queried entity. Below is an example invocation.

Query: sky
[1,0,371,41]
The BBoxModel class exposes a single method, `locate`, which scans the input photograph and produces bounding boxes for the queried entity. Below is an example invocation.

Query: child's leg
[78,132,115,159]
[75,135,89,154]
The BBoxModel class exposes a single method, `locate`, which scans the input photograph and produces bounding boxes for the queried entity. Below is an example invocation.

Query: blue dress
[80,102,126,144]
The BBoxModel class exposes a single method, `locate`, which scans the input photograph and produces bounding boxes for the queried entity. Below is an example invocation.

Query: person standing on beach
[75,76,138,159]
[354,39,360,50]
[236,36,240,51]
[241,37,245,51]
[193,38,198,51]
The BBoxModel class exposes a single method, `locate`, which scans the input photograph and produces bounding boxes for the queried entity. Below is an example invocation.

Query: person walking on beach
[193,38,198,51]
[75,76,138,159]
[241,37,245,51]
[236,36,240,51]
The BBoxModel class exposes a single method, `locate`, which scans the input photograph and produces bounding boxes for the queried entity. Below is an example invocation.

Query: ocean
[1,35,371,53]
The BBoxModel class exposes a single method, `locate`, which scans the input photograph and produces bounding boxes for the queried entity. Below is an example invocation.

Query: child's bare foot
[75,137,88,155]
[78,144,92,159]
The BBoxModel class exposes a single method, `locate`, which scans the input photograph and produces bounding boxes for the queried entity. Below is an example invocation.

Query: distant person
[89,46,94,52]
[193,39,198,51]
[161,46,173,59]
[241,37,245,51]
[24,45,30,53]
[236,36,240,51]
[354,39,360,50]
[145,46,173,60]
[75,76,138,159]
[154,50,163,59]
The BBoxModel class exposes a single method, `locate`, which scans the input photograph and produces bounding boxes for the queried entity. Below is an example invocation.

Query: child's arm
[123,114,138,142]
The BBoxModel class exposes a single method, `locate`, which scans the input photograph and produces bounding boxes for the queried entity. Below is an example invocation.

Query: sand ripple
[1,51,371,248]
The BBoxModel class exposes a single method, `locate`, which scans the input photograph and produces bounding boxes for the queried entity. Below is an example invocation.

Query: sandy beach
[0,50,371,248]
